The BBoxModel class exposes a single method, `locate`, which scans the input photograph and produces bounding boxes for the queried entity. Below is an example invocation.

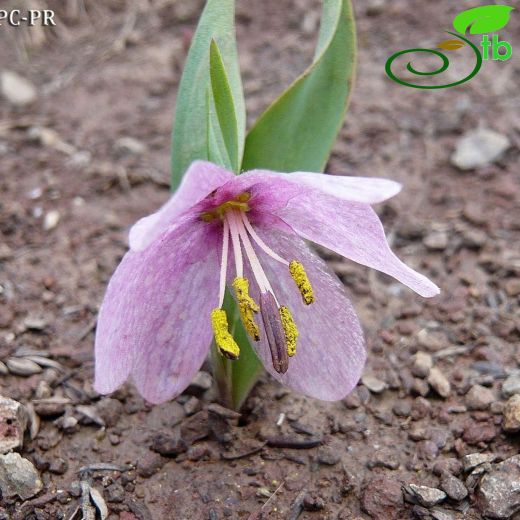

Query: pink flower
[95,161,439,403]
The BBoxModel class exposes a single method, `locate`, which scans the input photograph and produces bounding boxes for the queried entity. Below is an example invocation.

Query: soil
[0,0,519,519]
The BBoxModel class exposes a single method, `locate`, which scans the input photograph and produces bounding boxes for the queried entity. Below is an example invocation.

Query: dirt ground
[0,0,519,518]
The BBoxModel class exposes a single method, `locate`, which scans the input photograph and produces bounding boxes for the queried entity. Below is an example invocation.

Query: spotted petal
[243,227,366,401]
[129,161,234,251]
[95,216,221,403]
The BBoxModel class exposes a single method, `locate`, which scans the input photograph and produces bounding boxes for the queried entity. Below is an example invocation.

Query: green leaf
[209,39,240,173]
[453,5,514,35]
[241,0,356,172]
[171,0,245,189]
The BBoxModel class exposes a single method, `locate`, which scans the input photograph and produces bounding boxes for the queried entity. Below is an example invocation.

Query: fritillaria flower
[94,161,439,403]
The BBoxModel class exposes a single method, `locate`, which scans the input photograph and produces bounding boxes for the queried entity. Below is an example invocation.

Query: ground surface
[0,0,519,518]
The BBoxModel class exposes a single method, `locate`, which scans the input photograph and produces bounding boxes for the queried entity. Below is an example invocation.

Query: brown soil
[0,1,519,518]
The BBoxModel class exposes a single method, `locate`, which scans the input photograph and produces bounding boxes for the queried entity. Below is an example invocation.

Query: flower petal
[95,217,221,403]
[129,160,234,251]
[285,171,402,203]
[274,190,440,297]
[243,228,366,401]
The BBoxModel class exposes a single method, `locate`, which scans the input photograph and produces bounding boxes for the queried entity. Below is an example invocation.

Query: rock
[423,231,448,251]
[136,452,165,478]
[428,368,451,398]
[43,210,60,231]
[1,71,37,106]
[451,128,510,170]
[183,396,201,416]
[0,396,27,454]
[503,395,520,433]
[184,371,213,396]
[361,475,404,520]
[361,374,387,394]
[432,458,463,477]
[463,453,495,472]
[406,484,446,508]
[505,279,520,297]
[465,384,495,410]
[411,352,433,378]
[150,432,187,457]
[392,400,411,417]
[477,455,520,518]
[6,357,42,376]
[0,453,43,499]
[106,482,125,503]
[114,137,147,156]
[49,457,68,475]
[317,446,340,466]
[95,398,123,427]
[440,474,468,501]
[502,373,520,399]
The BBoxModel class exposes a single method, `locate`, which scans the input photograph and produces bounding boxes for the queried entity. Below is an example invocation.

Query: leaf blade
[210,39,240,173]
[171,0,245,188]
[242,0,356,172]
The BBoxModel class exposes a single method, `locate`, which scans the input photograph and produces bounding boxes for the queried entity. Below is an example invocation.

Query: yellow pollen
[211,308,240,360]
[279,306,298,357]
[289,260,314,305]
[200,192,251,222]
[232,277,260,341]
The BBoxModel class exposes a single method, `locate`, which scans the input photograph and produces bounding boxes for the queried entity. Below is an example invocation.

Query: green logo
[385,5,514,89]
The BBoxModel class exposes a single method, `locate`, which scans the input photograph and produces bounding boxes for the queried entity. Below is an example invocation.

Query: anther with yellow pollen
[208,193,314,373]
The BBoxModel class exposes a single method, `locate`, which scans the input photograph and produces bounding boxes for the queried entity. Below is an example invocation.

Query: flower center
[202,193,314,373]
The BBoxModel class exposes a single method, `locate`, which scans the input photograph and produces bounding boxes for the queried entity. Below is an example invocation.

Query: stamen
[240,212,288,266]
[218,219,230,308]
[232,277,260,341]
[289,260,314,305]
[279,306,298,357]
[211,309,240,360]
[228,211,243,278]
[260,292,289,374]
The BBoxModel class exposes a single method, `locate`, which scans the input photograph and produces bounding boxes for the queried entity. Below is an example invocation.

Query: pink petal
[274,190,440,298]
[285,171,402,203]
[95,217,221,403]
[242,228,366,401]
[129,161,234,251]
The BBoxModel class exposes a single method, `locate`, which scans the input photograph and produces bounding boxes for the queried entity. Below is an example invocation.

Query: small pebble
[361,374,387,394]
[428,368,451,398]
[502,394,520,433]
[465,384,495,411]
[406,484,446,507]
[440,474,467,501]
[501,373,520,399]
[411,352,433,378]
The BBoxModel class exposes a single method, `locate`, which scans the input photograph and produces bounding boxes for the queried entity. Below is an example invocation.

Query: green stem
[210,342,234,409]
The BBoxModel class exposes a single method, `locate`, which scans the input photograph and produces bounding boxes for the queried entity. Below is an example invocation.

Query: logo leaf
[453,5,514,35]
[437,39,466,51]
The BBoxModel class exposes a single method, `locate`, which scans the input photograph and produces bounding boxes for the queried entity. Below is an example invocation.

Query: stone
[451,128,510,170]
[49,457,68,475]
[477,455,520,518]
[317,446,340,466]
[463,453,495,472]
[432,458,463,477]
[502,373,520,399]
[114,137,147,156]
[503,395,520,433]
[423,232,448,251]
[428,368,451,398]
[150,432,187,457]
[465,384,495,410]
[183,396,201,416]
[361,475,404,520]
[1,71,37,106]
[95,398,123,427]
[361,374,387,394]
[0,396,27,454]
[0,453,43,499]
[440,474,468,501]
[411,352,433,378]
[137,451,165,478]
[43,210,60,231]
[184,371,213,396]
[392,400,411,417]
[406,484,446,508]
[6,357,42,376]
